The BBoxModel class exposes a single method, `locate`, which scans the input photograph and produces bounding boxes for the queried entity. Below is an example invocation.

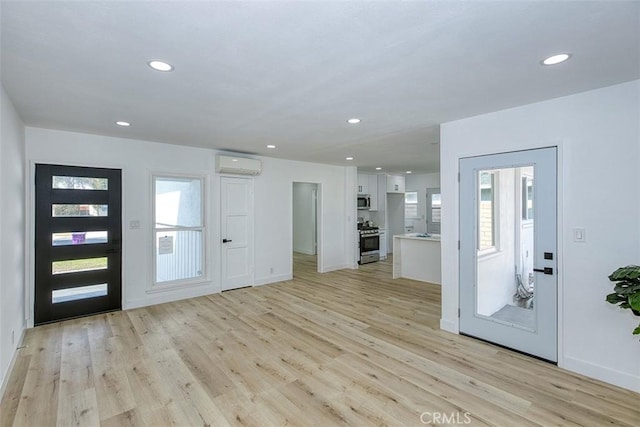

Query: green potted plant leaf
[606,265,640,338]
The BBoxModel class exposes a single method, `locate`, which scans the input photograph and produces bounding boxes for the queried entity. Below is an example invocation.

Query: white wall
[255,157,352,279]
[386,193,405,253]
[0,86,26,390]
[405,173,440,233]
[441,80,640,392]
[25,127,354,314]
[292,182,317,255]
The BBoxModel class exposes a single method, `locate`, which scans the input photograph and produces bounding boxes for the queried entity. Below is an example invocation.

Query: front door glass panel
[475,166,535,331]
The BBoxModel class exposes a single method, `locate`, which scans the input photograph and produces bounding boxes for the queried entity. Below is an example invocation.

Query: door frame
[26,160,126,328]
[291,181,322,274]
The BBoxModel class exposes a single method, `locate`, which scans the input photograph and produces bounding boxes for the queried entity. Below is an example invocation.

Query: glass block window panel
[52,176,108,190]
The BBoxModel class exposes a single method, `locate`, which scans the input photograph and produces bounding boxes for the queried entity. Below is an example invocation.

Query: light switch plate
[129,220,141,229]
[573,228,586,242]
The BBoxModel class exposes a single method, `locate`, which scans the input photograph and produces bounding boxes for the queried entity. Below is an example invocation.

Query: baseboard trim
[320,263,349,273]
[440,318,459,334]
[0,327,26,399]
[562,355,640,393]
[254,273,293,287]
[125,285,219,310]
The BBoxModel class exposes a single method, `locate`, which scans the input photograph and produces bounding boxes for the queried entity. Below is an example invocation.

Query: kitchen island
[392,233,441,284]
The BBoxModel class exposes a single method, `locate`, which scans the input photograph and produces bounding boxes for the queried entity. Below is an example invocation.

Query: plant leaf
[606,293,626,304]
[609,265,640,281]
[633,324,640,335]
[629,293,640,312]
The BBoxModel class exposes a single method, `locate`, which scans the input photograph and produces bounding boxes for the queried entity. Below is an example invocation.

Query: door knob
[533,267,553,275]
[222,238,232,243]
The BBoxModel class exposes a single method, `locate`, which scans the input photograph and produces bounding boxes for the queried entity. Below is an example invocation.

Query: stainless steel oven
[359,227,380,264]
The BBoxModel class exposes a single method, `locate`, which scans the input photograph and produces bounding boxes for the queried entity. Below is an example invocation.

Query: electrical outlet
[129,220,141,229]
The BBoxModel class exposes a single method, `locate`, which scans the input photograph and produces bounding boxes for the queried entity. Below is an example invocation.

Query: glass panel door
[35,164,122,325]
[459,148,557,362]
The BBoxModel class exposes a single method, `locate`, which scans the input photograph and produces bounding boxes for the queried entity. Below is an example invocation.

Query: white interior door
[459,147,557,362]
[221,176,254,291]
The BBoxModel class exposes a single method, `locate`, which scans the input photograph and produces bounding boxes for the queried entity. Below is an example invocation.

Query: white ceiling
[1,1,638,174]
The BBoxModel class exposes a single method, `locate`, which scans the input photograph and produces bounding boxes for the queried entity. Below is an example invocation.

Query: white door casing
[221,176,254,291]
[459,147,557,362]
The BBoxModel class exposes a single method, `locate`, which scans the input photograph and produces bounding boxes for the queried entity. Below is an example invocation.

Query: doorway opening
[292,182,319,277]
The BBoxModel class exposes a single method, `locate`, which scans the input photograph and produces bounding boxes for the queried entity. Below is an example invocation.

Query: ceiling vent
[215,155,262,176]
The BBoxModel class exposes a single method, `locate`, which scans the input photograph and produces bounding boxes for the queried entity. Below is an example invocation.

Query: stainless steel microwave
[357,194,371,210]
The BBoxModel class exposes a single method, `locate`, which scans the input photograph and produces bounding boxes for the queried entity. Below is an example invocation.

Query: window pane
[52,231,108,246]
[52,284,107,304]
[478,172,495,250]
[405,191,418,204]
[155,177,202,228]
[52,204,108,217]
[52,257,108,275]
[431,193,441,206]
[405,205,418,219]
[156,230,203,283]
[431,207,441,223]
[53,176,108,190]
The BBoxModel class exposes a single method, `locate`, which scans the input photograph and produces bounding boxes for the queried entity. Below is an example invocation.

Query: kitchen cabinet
[386,174,405,193]
[368,174,378,211]
[357,173,369,194]
[357,173,379,211]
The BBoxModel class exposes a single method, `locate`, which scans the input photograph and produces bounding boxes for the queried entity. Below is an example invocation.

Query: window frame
[151,173,207,290]
[404,191,420,220]
[426,188,441,235]
[477,170,500,256]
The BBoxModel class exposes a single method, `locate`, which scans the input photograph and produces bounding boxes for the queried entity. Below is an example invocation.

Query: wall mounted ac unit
[215,155,262,176]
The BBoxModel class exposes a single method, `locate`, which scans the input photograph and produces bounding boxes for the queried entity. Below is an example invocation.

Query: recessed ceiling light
[541,53,571,66]
[266,145,276,149]
[406,171,412,174]
[346,157,354,161]
[375,167,382,170]
[148,60,174,72]
[115,121,131,127]
[347,118,361,124]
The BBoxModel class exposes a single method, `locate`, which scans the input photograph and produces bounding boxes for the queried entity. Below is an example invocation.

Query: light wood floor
[2,254,638,426]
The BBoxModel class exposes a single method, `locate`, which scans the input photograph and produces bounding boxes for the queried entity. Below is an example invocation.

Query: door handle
[222,239,232,243]
[533,267,553,275]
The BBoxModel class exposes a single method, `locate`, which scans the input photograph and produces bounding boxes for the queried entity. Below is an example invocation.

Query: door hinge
[458,240,460,250]
[458,308,461,318]
[457,172,460,183]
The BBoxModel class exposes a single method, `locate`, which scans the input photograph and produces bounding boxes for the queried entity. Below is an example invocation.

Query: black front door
[35,164,122,325]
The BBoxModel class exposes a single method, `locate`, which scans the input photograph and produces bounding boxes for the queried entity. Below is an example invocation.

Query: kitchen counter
[392,234,441,284]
